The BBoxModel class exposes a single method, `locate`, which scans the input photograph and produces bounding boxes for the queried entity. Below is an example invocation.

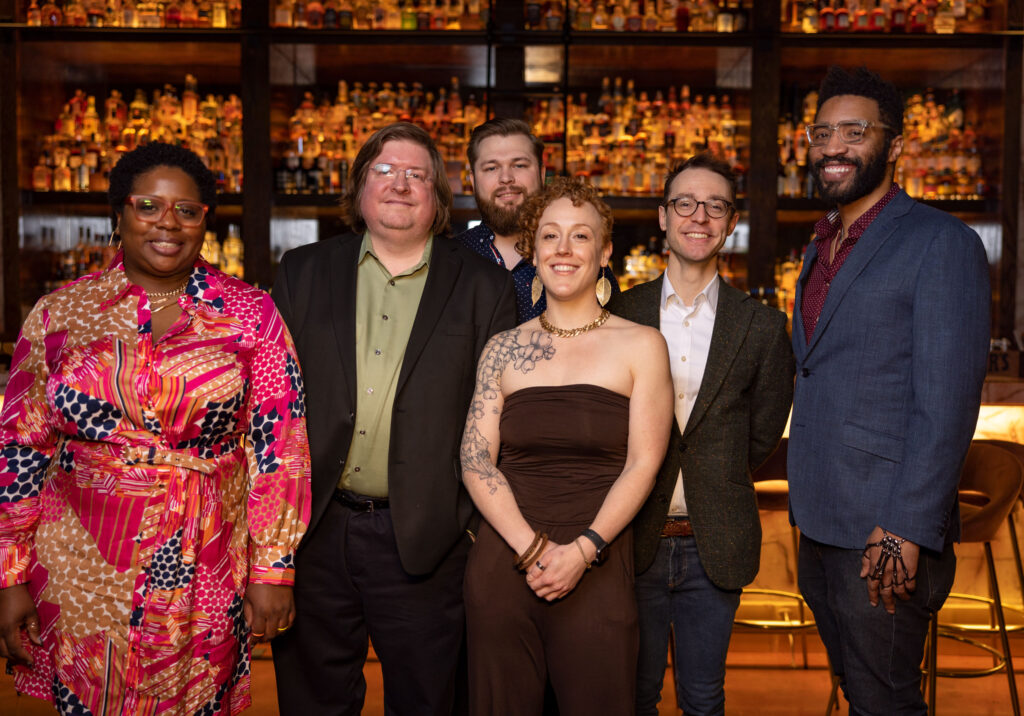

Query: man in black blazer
[271,123,516,715]
[610,154,794,716]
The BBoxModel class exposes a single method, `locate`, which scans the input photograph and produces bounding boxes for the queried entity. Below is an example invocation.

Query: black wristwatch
[581,528,608,564]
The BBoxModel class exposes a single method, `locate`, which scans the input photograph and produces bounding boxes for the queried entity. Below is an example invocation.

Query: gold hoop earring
[531,274,544,306]
[596,271,612,307]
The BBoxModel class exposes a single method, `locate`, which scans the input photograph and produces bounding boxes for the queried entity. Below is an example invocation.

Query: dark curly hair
[515,176,613,263]
[340,122,452,237]
[108,142,218,225]
[817,66,904,139]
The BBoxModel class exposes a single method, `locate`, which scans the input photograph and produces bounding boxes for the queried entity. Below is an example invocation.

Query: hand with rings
[243,583,296,644]
[0,584,43,669]
[525,541,589,602]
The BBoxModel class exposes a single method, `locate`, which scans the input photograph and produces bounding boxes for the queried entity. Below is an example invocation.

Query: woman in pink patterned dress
[0,143,311,715]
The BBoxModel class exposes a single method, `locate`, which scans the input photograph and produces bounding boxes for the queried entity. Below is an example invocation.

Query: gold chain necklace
[145,281,189,300]
[539,309,610,338]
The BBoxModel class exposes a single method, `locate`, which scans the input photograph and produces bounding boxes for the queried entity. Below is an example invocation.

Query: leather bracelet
[515,531,549,572]
[573,538,593,569]
[514,531,543,570]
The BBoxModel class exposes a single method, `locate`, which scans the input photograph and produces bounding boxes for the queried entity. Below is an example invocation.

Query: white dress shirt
[660,273,719,517]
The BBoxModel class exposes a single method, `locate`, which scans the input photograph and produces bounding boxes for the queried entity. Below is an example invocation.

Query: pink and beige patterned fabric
[0,252,311,715]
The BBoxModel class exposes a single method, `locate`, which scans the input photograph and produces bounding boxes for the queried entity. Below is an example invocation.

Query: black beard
[811,142,891,206]
[476,193,525,237]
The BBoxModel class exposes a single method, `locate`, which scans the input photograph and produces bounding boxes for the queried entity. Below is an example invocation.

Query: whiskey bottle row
[778,86,989,200]
[31,75,244,193]
[269,0,488,29]
[529,78,745,196]
[275,77,484,193]
[24,0,241,27]
[783,0,1004,34]
[550,0,752,32]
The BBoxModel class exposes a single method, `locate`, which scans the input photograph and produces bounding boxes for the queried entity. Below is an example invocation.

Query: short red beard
[476,187,528,236]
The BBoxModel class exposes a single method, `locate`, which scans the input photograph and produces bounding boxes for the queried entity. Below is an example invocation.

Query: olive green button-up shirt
[340,232,432,497]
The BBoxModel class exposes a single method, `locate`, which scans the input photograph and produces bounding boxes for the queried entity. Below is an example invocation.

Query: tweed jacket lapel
[683,278,752,438]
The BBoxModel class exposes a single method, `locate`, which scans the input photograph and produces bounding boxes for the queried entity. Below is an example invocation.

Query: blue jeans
[636,535,742,716]
[798,533,956,716]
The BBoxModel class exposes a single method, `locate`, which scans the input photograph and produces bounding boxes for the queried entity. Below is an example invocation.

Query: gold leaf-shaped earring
[596,274,612,307]
[531,274,544,306]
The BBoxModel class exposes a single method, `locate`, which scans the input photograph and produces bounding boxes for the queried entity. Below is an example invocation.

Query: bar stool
[923,441,1023,716]
[733,439,818,668]
[975,438,1024,605]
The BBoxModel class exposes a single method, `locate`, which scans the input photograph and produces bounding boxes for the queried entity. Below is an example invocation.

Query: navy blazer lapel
[684,279,752,437]
[793,243,815,360]
[397,239,462,394]
[805,191,912,356]
[331,236,360,409]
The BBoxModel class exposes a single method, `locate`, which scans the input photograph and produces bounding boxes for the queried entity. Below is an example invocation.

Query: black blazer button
[801,368,810,377]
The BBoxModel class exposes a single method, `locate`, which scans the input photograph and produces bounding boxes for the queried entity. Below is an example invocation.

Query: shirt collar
[358,230,434,277]
[99,249,227,314]
[661,272,719,314]
[813,182,902,245]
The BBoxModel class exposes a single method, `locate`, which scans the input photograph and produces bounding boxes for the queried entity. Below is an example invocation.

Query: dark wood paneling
[1,29,19,340]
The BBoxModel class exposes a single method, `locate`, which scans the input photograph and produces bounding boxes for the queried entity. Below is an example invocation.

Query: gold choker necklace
[145,281,188,300]
[539,309,610,338]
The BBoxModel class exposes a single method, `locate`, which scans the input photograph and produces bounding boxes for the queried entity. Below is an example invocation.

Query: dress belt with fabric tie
[660,517,694,538]
[120,445,218,475]
[333,488,389,512]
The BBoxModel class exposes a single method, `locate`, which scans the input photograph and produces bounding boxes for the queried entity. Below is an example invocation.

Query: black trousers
[273,498,470,716]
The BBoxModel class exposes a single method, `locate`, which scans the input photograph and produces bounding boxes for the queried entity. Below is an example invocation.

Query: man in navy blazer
[789,66,990,714]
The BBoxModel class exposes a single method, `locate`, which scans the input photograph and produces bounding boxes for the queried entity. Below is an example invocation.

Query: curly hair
[515,176,613,263]
[817,66,904,138]
[108,142,218,224]
[340,122,452,236]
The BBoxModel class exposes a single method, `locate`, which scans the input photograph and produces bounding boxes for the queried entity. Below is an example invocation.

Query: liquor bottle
[716,0,736,32]
[525,0,541,28]
[181,0,200,26]
[121,0,138,27]
[33,154,52,191]
[104,0,121,27]
[889,0,907,30]
[338,0,354,27]
[40,0,62,24]
[26,0,42,24]
[164,0,182,26]
[852,0,869,29]
[212,0,227,26]
[83,0,102,27]
[544,1,563,29]
[868,0,886,30]
[575,0,593,28]
[273,0,292,27]
[65,0,88,25]
[610,2,626,30]
[137,0,161,26]
[196,0,213,26]
[627,1,643,31]
[294,0,308,27]
[834,0,850,29]
[907,0,929,31]
[222,225,244,278]
[933,0,955,32]
[801,0,819,32]
[642,0,659,30]
[306,0,325,27]
[592,1,608,29]
[675,0,690,30]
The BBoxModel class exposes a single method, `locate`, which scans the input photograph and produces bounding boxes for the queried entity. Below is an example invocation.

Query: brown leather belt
[660,517,694,538]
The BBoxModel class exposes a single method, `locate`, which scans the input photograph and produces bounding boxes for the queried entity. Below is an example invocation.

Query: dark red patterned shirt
[801,183,901,343]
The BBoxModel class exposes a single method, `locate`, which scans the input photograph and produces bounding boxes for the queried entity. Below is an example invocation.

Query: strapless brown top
[499,384,630,530]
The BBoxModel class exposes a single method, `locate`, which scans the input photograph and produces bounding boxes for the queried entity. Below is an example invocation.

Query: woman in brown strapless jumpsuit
[460,178,673,716]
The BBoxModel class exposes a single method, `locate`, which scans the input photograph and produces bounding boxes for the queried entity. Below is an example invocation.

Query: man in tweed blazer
[610,154,794,716]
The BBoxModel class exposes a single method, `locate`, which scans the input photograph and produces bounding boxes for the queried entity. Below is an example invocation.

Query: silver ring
[536,560,545,571]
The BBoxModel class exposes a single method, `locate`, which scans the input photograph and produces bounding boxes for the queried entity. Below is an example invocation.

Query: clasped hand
[0,583,42,669]
[860,525,919,615]
[524,541,588,601]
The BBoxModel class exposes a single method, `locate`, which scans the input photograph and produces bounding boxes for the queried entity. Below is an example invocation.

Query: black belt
[333,488,389,512]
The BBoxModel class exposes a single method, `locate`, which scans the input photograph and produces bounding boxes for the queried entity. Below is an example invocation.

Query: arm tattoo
[461,329,556,494]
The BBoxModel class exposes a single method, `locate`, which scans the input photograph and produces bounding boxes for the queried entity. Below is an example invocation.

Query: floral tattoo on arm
[460,329,556,494]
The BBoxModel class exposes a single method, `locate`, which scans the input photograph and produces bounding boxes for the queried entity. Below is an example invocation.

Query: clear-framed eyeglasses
[126,195,209,227]
[369,163,432,186]
[805,120,891,147]
[665,197,733,220]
